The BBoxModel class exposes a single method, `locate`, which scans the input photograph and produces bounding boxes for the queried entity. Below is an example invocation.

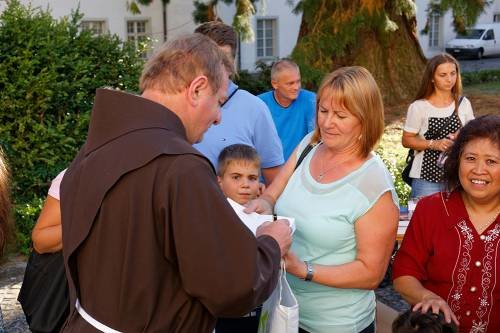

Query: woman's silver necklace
[317,158,339,181]
[316,149,354,181]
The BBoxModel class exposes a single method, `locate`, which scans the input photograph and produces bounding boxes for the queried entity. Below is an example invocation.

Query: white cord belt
[75,299,123,333]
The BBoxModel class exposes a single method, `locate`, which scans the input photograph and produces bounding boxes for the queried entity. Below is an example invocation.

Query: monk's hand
[244,196,273,214]
[413,293,459,326]
[256,219,292,256]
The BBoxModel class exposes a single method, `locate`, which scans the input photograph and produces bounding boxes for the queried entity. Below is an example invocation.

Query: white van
[445,23,500,59]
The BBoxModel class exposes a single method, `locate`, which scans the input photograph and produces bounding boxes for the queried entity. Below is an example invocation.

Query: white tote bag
[258,261,299,333]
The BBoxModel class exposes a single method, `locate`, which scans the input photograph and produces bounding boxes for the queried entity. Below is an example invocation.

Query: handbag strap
[426,96,464,140]
[407,96,465,159]
[294,142,320,171]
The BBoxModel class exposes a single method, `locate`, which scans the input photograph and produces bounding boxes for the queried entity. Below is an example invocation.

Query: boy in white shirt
[216,143,263,333]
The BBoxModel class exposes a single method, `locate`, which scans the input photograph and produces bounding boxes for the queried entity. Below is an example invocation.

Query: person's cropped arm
[262,165,282,185]
[394,276,459,325]
[253,99,284,186]
[285,191,398,289]
[402,131,453,152]
[32,195,62,253]
[392,200,459,326]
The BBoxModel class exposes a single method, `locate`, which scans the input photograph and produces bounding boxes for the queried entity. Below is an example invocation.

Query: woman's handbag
[401,149,415,186]
[258,261,299,333]
[17,250,69,333]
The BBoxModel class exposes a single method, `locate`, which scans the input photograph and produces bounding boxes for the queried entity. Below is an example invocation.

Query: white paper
[227,198,296,236]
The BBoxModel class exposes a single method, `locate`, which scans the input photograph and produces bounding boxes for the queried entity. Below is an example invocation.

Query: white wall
[217,0,302,71]
[3,0,499,67]
[0,0,197,52]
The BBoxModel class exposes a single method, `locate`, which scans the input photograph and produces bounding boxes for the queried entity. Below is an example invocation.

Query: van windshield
[456,29,485,39]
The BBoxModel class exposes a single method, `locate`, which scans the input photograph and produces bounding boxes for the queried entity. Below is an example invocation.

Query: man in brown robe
[60,34,291,332]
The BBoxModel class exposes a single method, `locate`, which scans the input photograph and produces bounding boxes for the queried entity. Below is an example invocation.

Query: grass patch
[464,81,500,94]
[377,122,411,206]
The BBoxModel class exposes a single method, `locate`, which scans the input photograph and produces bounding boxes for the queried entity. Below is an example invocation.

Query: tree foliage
[0,0,145,252]
[192,0,259,42]
[421,0,492,34]
[289,0,489,104]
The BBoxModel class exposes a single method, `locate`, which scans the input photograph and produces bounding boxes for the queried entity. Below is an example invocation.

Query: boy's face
[218,160,260,205]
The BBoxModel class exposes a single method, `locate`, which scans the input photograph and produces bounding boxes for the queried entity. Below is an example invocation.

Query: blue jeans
[411,178,444,199]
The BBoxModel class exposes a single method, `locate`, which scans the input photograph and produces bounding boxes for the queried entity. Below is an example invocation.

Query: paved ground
[459,55,500,72]
[0,256,409,333]
[0,256,29,332]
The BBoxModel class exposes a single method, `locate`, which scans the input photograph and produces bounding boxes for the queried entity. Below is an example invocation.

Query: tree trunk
[292,0,426,106]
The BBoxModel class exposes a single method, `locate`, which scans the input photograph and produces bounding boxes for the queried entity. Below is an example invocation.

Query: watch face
[305,261,314,281]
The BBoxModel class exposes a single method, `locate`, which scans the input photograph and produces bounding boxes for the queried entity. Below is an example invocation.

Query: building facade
[2,0,500,70]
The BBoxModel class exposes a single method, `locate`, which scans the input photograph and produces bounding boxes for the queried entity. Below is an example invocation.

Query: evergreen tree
[133,0,491,103]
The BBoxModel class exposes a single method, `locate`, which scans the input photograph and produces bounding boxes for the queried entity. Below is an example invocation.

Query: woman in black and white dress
[402,53,474,199]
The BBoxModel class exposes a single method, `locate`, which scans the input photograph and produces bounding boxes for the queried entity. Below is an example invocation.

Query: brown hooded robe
[60,89,280,332]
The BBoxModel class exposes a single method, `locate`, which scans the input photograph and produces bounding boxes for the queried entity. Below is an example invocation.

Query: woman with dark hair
[0,148,12,330]
[393,115,500,332]
[402,53,474,198]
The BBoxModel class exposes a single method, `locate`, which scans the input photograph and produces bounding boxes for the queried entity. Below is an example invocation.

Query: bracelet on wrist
[304,261,314,282]
[428,139,434,149]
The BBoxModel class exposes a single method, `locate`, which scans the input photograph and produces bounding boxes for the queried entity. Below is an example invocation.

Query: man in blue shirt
[194,22,283,185]
[258,60,316,161]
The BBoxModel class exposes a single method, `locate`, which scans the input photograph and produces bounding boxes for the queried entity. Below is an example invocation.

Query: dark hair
[415,53,462,114]
[444,115,500,192]
[195,21,237,58]
[0,147,12,256]
[217,144,260,176]
[392,310,457,333]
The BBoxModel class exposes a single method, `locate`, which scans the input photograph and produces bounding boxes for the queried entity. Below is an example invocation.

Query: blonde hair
[0,148,11,256]
[311,66,385,157]
[140,33,233,94]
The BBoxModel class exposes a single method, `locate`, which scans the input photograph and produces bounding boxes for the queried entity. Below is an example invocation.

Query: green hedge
[234,61,272,95]
[462,69,500,85]
[0,1,145,253]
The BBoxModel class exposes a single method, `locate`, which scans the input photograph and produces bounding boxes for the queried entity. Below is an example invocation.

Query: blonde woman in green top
[245,67,399,333]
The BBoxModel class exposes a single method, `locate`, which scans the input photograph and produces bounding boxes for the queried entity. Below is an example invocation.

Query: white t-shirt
[48,169,66,200]
[404,98,474,181]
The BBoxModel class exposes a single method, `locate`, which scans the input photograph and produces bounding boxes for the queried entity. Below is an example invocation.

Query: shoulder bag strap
[294,142,318,170]
[427,96,464,140]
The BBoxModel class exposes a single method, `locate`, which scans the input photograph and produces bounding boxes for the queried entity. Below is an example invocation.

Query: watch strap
[304,261,314,281]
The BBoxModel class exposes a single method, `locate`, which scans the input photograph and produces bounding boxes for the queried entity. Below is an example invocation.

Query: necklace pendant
[318,173,324,180]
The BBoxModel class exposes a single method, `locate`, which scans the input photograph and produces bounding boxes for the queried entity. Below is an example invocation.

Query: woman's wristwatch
[304,261,314,281]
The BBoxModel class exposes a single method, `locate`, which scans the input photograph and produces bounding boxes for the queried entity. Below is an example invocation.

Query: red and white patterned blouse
[393,191,500,333]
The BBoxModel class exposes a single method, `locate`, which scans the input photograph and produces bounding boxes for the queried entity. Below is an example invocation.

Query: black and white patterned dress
[420,112,461,182]
[403,98,475,182]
